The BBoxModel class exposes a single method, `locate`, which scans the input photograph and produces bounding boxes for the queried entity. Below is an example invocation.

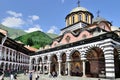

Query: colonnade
[30,39,120,79]
[0,44,30,71]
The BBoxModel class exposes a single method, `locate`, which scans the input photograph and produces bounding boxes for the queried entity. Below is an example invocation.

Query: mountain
[0,24,27,39]
[46,33,58,39]
[15,31,52,49]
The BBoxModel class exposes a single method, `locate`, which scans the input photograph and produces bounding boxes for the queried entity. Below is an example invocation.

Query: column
[4,47,6,60]
[48,61,51,75]
[67,61,71,76]
[58,60,62,76]
[0,46,2,60]
[8,49,10,61]
[11,50,13,61]
[42,63,44,74]
[82,60,86,77]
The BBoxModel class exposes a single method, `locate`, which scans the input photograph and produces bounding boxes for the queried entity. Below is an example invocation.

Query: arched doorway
[61,53,66,75]
[37,57,42,73]
[0,62,4,70]
[51,54,58,75]
[70,50,82,76]
[86,47,105,78]
[114,48,120,78]
[31,58,36,71]
[44,56,48,74]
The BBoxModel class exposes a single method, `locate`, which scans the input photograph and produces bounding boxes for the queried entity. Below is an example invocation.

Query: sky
[0,0,120,34]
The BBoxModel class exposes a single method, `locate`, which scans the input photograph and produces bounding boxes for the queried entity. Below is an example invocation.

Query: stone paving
[3,73,120,80]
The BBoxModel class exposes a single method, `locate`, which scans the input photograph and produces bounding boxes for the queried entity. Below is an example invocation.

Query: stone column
[82,60,86,77]
[48,61,51,75]
[58,60,62,76]
[0,46,2,60]
[4,47,6,60]
[67,61,71,76]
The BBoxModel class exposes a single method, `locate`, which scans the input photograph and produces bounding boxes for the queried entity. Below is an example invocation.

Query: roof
[70,7,88,14]
[93,16,107,23]
[24,46,38,52]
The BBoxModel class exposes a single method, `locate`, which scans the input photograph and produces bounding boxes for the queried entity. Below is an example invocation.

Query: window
[78,14,82,21]
[82,34,87,39]
[65,36,71,43]
[85,14,89,23]
[72,15,75,24]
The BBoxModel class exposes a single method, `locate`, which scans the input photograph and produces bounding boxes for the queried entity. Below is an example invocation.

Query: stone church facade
[29,5,120,79]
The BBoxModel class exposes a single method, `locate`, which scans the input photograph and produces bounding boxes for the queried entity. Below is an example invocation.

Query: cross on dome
[77,0,80,7]
[97,10,100,17]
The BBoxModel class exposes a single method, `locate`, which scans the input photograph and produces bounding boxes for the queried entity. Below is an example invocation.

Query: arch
[86,47,105,78]
[5,63,8,71]
[114,48,120,78]
[61,52,67,75]
[0,62,4,70]
[37,57,42,64]
[44,56,48,63]
[70,50,82,76]
[50,54,58,75]
[31,58,36,64]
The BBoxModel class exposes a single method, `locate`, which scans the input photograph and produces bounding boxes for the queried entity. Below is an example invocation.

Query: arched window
[72,15,75,24]
[65,36,71,43]
[85,14,89,23]
[82,34,87,39]
[78,14,82,21]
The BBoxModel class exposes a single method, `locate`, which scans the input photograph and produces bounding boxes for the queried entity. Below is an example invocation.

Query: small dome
[93,16,107,23]
[70,7,88,13]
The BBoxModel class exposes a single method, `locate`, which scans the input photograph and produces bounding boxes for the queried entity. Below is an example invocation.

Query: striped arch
[70,49,81,59]
[86,44,104,53]
[85,44,105,78]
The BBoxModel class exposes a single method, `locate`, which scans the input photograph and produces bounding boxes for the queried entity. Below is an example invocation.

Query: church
[0,1,120,79]
[29,2,120,79]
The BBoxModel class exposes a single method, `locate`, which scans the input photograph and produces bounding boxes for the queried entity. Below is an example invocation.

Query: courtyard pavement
[3,73,120,80]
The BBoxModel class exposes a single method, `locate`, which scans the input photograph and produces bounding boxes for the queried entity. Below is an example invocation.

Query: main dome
[70,7,88,13]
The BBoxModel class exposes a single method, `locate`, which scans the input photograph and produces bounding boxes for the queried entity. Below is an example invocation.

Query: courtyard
[3,73,120,80]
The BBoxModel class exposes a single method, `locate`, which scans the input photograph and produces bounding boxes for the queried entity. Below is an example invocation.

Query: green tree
[27,38,33,46]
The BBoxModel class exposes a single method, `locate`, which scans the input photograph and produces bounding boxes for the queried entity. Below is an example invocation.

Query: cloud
[25,24,43,33]
[1,17,24,28]
[29,15,39,21]
[7,10,22,17]
[47,26,58,34]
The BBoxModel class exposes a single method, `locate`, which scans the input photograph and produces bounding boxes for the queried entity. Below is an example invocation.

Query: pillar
[67,61,71,76]
[48,61,51,75]
[0,46,2,60]
[58,60,62,76]
[82,60,86,77]
[104,44,115,79]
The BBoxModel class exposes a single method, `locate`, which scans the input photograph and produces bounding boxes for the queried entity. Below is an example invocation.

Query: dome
[93,16,107,23]
[70,7,88,13]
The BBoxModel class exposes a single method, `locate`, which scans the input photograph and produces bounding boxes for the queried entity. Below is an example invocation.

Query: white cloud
[1,17,24,28]
[7,10,22,17]
[25,24,43,33]
[29,15,39,21]
[47,26,58,34]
